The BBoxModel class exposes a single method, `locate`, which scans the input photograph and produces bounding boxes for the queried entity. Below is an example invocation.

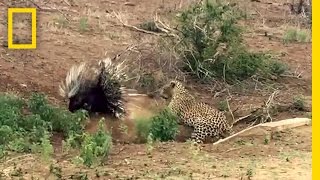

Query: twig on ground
[233,113,253,125]
[231,90,279,127]
[2,154,35,165]
[264,90,279,122]
[110,146,127,155]
[113,11,179,39]
[63,0,71,6]
[113,12,166,36]
[213,88,227,98]
[26,0,42,9]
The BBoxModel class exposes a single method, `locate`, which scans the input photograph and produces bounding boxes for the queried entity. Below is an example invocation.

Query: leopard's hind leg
[191,124,217,144]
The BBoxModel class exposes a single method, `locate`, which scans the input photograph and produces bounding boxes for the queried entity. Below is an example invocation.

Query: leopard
[159,80,234,143]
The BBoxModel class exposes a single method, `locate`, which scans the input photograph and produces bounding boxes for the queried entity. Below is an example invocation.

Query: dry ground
[0,0,312,179]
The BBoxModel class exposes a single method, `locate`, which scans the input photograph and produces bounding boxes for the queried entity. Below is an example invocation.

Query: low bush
[77,119,112,167]
[169,0,287,83]
[0,93,111,167]
[283,28,311,43]
[135,109,179,142]
[149,109,179,141]
[292,95,306,111]
[135,118,152,143]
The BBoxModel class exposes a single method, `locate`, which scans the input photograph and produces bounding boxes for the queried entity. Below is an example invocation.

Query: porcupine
[58,57,129,118]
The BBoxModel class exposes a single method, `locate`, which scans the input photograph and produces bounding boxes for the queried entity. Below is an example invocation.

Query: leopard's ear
[170,81,176,88]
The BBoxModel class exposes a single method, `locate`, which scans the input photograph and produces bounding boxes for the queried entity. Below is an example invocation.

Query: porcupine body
[59,58,128,118]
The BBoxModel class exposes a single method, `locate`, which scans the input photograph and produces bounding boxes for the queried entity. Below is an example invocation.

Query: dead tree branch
[231,90,279,126]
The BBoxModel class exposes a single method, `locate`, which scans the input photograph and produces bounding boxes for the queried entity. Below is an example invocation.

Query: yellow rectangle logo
[7,8,37,49]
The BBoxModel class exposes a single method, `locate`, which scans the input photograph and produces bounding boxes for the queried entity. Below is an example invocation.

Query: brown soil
[0,0,311,179]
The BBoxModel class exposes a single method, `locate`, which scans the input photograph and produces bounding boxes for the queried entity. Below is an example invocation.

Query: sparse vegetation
[246,168,254,179]
[146,133,155,155]
[77,119,112,167]
[217,100,228,111]
[305,112,312,119]
[264,135,270,145]
[118,123,129,135]
[138,73,157,93]
[49,164,62,179]
[54,16,69,28]
[266,59,288,76]
[32,131,54,162]
[283,27,311,43]
[292,95,306,111]
[79,17,89,32]
[135,118,152,143]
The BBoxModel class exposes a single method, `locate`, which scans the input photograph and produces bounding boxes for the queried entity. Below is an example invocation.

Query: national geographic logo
[7,8,37,49]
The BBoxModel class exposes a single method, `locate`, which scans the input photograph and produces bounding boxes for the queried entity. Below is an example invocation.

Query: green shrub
[31,130,54,162]
[292,95,305,111]
[266,59,288,76]
[79,17,88,32]
[149,109,179,141]
[135,118,152,142]
[0,93,115,166]
[0,94,39,152]
[54,16,69,28]
[135,109,179,142]
[171,0,287,82]
[28,93,88,136]
[0,94,24,129]
[138,73,157,90]
[0,93,89,162]
[296,30,310,42]
[78,119,112,167]
[283,28,297,43]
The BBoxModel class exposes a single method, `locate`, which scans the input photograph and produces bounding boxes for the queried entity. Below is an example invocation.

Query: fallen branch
[2,154,34,165]
[213,125,258,145]
[113,11,180,39]
[110,146,127,155]
[265,90,279,122]
[26,0,42,9]
[214,117,311,146]
[63,0,71,6]
[113,12,166,36]
[230,90,279,127]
